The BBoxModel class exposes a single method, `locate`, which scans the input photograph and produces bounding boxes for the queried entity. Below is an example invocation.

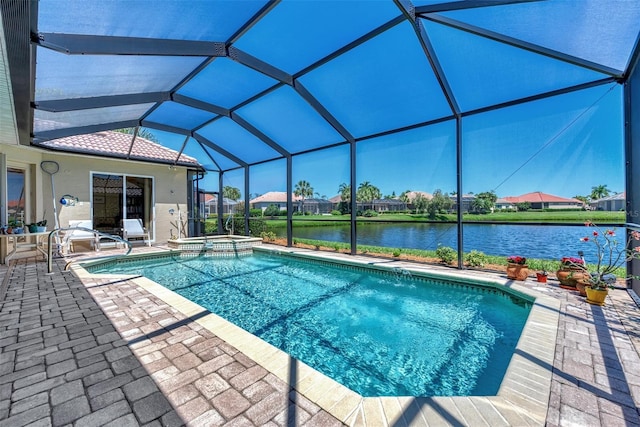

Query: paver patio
[1,246,640,426]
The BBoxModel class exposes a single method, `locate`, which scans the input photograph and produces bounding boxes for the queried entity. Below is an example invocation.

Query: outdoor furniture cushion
[62,220,99,253]
[121,218,151,246]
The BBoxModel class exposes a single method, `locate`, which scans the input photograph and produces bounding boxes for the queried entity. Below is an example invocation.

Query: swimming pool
[89,250,532,398]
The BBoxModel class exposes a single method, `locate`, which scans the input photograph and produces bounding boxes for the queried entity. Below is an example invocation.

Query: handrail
[224,214,234,234]
[47,227,133,274]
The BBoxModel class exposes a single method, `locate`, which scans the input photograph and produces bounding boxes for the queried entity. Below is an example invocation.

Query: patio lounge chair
[62,220,100,253]
[121,218,151,246]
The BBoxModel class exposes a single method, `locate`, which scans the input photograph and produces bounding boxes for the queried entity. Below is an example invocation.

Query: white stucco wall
[1,144,189,247]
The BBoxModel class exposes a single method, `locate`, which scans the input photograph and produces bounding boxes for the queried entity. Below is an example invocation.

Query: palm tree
[590,184,610,201]
[223,186,241,201]
[399,190,411,211]
[357,181,381,211]
[223,186,241,214]
[294,180,314,214]
[338,183,351,203]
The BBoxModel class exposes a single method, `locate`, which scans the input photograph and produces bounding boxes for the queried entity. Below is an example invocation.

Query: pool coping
[71,246,559,426]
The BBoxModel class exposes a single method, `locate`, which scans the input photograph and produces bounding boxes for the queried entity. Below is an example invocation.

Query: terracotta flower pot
[536,272,548,283]
[556,266,588,289]
[575,280,589,297]
[506,263,529,281]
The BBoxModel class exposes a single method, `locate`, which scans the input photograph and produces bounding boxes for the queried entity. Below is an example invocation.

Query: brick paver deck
[1,247,640,426]
[0,255,341,427]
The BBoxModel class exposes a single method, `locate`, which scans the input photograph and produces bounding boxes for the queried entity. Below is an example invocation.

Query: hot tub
[167,234,263,256]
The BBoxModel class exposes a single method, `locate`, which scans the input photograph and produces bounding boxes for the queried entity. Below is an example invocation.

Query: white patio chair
[62,220,100,253]
[121,218,151,246]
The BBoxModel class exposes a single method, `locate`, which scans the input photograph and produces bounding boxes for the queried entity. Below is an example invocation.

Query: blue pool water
[90,253,532,397]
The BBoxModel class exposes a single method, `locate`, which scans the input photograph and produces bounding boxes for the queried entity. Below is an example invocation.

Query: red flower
[507,255,526,265]
[577,222,640,290]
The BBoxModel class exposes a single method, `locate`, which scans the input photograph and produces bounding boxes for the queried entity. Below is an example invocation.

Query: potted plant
[11,220,24,234]
[578,222,640,305]
[555,256,588,289]
[506,255,528,280]
[36,219,47,233]
[536,260,555,283]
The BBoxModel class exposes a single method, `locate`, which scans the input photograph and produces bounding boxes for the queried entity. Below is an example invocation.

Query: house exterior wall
[205,201,235,215]
[1,145,189,250]
[296,200,333,214]
[593,199,625,211]
[545,202,583,210]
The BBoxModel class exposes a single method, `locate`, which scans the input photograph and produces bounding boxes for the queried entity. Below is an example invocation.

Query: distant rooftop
[504,191,583,204]
[592,192,626,202]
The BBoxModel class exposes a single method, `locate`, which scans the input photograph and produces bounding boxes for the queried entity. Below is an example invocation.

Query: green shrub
[465,250,487,267]
[229,217,268,236]
[249,208,262,217]
[435,245,456,264]
[259,231,276,241]
[330,210,342,216]
[363,209,378,217]
[263,204,281,217]
[204,220,217,234]
[392,248,401,257]
[337,202,350,214]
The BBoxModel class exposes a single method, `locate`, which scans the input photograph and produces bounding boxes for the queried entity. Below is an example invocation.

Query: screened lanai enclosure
[2,0,640,290]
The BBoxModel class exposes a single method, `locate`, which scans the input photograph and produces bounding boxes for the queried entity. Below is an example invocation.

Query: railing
[47,227,133,274]
[224,215,234,234]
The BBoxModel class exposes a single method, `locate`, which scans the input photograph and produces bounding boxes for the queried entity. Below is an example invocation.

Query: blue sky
[134,2,628,202]
[154,81,624,201]
[35,1,635,203]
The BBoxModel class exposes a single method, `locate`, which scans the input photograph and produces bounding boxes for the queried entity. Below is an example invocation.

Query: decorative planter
[506,263,529,281]
[575,280,589,297]
[556,266,588,289]
[536,272,548,283]
[585,287,608,306]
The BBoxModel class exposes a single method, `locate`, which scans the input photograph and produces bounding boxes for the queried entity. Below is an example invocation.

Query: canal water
[289,222,625,261]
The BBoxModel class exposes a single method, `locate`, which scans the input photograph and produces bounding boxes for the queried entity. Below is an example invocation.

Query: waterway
[288,222,625,261]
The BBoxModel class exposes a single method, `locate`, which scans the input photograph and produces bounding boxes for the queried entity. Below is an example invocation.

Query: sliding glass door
[92,173,153,238]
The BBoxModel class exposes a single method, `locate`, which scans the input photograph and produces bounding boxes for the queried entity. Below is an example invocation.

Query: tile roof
[404,191,432,201]
[250,192,303,203]
[38,131,200,167]
[592,192,626,202]
[504,191,583,204]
